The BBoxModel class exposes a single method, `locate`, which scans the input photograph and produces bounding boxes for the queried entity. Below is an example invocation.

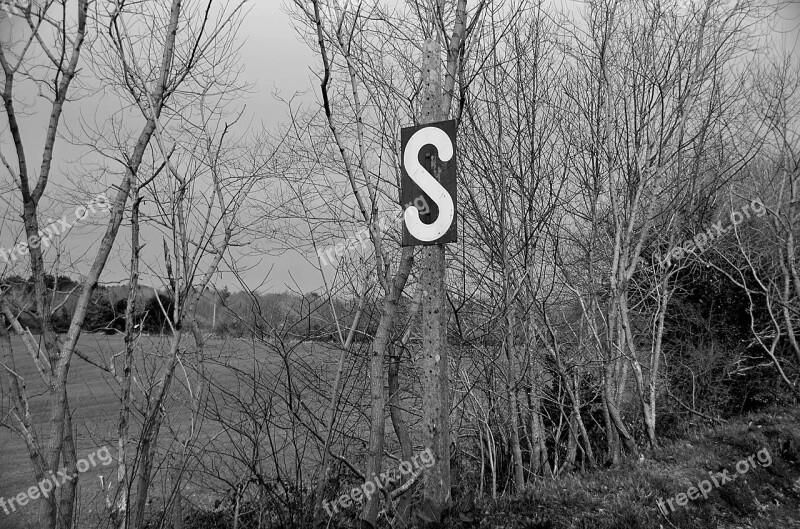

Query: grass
[1,334,126,528]
[470,408,800,529]
[2,334,799,528]
[0,333,340,529]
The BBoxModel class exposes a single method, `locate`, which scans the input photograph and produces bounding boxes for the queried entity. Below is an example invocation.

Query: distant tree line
[0,274,375,340]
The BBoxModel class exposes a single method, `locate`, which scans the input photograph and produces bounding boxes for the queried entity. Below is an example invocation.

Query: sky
[218,1,322,293]
[0,0,798,295]
[0,0,322,294]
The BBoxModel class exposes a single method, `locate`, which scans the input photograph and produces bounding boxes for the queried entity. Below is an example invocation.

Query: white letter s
[403,127,454,242]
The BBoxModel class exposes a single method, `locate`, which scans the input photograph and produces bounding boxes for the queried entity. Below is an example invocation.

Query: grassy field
[2,335,799,528]
[0,334,346,529]
[1,334,124,528]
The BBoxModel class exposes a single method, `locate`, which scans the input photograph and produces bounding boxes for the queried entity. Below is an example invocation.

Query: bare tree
[100,2,262,524]
[557,0,768,459]
[0,1,255,528]
[699,56,800,399]
[289,0,483,525]
[0,3,119,527]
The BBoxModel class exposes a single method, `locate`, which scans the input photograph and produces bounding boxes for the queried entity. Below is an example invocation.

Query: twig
[666,388,726,424]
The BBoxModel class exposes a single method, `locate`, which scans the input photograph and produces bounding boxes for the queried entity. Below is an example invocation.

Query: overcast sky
[221,1,321,293]
[0,1,798,295]
[0,1,322,294]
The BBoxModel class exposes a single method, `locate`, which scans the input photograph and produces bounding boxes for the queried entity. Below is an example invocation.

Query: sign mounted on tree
[401,119,457,246]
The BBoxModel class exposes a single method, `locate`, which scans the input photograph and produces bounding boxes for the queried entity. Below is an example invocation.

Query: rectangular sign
[400,119,457,246]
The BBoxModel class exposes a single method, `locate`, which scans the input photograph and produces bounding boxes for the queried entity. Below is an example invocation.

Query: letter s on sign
[403,127,455,242]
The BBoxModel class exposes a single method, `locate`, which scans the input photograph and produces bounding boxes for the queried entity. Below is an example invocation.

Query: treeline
[0,274,381,340]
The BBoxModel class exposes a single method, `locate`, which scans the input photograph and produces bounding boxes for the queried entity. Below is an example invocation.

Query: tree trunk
[361,248,414,526]
[570,372,595,468]
[388,344,414,525]
[562,414,578,473]
[132,331,183,528]
[603,360,637,458]
[418,38,451,518]
[313,293,367,526]
[527,353,550,477]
